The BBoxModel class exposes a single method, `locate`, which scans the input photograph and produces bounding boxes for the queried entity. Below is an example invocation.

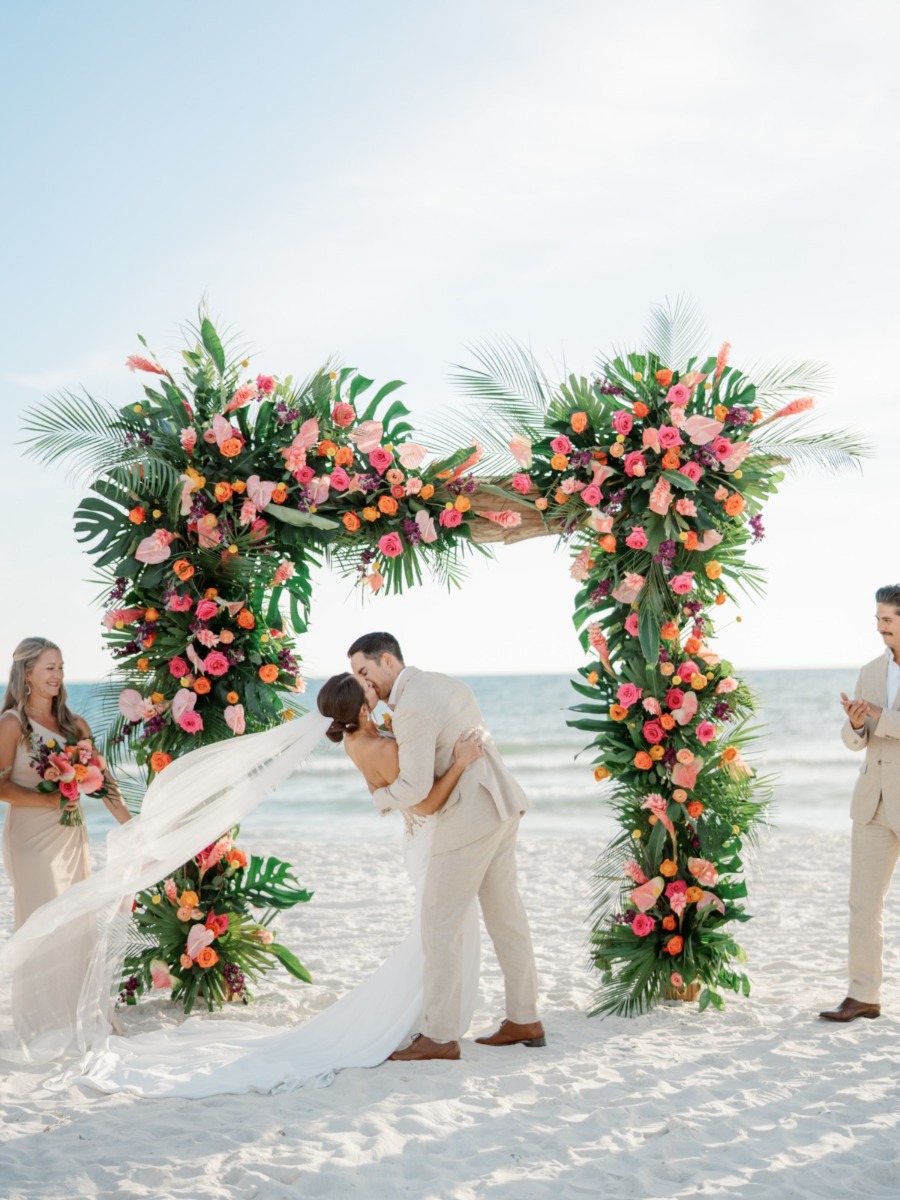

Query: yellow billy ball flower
[151,895,162,905]
[241,359,250,368]
[671,675,682,686]
[133,404,143,413]
[615,433,626,444]
[152,509,162,519]
[733,470,743,479]
[631,829,642,840]
[228,544,239,554]
[261,634,270,644]
[732,824,741,834]
[633,372,643,382]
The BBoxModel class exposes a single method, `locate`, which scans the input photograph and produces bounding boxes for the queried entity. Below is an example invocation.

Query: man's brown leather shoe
[388,1035,461,1061]
[818,996,881,1022]
[475,1019,546,1047]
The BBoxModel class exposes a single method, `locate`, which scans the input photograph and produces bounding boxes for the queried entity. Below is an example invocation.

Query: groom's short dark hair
[875,585,900,613]
[347,632,405,663]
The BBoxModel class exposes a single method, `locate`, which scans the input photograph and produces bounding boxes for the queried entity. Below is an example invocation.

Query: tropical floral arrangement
[451,305,865,1014]
[30,735,109,827]
[119,828,314,1013]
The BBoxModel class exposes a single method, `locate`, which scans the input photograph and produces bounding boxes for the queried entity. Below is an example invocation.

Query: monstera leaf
[227,854,313,911]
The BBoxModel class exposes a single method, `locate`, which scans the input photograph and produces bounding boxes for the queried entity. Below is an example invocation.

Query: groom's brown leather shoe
[388,1035,461,1061]
[475,1019,546,1047]
[818,997,881,1022]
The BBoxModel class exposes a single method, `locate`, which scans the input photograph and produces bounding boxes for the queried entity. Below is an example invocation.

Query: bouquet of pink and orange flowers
[30,735,109,826]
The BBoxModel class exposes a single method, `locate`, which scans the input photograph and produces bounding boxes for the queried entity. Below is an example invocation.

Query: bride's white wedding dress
[0,711,479,1095]
[56,813,479,1097]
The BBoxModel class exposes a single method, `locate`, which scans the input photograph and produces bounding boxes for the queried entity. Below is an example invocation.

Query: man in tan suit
[821,585,900,1022]
[348,632,543,1060]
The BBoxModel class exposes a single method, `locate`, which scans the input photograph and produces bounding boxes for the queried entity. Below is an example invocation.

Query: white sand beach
[1,824,899,1199]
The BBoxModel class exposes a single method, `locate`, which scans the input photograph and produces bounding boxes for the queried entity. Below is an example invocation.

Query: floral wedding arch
[23,304,864,1016]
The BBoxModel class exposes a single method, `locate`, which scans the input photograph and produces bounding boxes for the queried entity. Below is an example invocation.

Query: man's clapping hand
[841,692,878,730]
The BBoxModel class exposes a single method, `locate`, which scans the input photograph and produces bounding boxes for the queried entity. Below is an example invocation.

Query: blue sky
[1,0,897,679]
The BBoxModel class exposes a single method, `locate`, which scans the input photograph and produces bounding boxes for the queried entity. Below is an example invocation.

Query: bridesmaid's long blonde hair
[1,637,82,748]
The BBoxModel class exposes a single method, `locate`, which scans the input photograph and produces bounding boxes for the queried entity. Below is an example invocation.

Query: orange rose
[661,450,681,470]
[714,592,727,606]
[193,677,211,695]
[676,749,695,764]
[660,622,679,641]
[271,484,288,504]
[214,482,233,503]
[554,489,569,505]
[236,609,256,630]
[334,445,354,467]
[634,751,653,770]
[714,404,728,422]
[570,411,588,434]
[685,887,702,904]
[179,890,199,909]
[686,801,704,819]
[454,496,471,513]
[690,674,708,691]
[220,437,243,458]
[173,559,195,581]
[662,915,677,931]
[535,497,548,510]
[150,751,172,773]
[705,561,723,580]
[724,493,745,516]
[136,658,150,672]
[219,629,234,644]
[258,664,279,684]
[665,936,684,956]
[721,746,738,763]
[362,506,379,522]
[550,453,569,471]
[632,401,650,419]
[599,534,616,553]
[342,512,361,532]
[317,439,337,458]
[684,636,702,654]
[378,495,399,515]
[231,479,247,494]
[684,531,699,551]
[659,859,678,877]
[144,608,159,623]
[204,587,218,599]
[419,484,435,501]
[609,704,628,721]
[672,789,687,803]
[659,713,676,731]
[593,766,610,782]
[197,947,219,969]
[143,633,156,649]
[128,506,146,524]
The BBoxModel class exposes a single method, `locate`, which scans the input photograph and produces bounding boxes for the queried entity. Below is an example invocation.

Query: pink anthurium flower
[224,704,246,736]
[630,876,664,913]
[186,924,215,961]
[134,529,174,564]
[349,420,384,455]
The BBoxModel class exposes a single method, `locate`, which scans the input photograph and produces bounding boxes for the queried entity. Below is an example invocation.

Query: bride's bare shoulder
[344,733,398,786]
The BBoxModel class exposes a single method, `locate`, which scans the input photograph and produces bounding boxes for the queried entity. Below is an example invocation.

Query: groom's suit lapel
[391,666,421,708]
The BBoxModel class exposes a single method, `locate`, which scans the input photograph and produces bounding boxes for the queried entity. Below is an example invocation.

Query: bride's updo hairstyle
[317,673,366,743]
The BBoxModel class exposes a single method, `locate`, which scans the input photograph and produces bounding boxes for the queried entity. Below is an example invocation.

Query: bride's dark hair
[317,673,366,743]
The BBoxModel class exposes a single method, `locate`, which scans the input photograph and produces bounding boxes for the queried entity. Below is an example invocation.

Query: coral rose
[220,438,243,458]
[197,947,219,969]
[633,401,649,419]
[665,936,684,956]
[193,677,211,695]
[570,411,588,433]
[259,664,280,684]
[634,751,653,770]
[150,752,172,773]
[593,765,610,782]
[655,369,673,387]
[662,915,676,931]
[378,495,399,515]
[686,801,705,819]
[724,493,746,516]
[332,402,355,427]
[342,512,361,532]
[236,609,256,630]
[214,482,233,503]
[173,559,195,582]
[204,651,230,677]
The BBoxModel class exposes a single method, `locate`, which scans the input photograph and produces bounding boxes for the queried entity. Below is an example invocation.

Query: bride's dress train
[52,813,480,1097]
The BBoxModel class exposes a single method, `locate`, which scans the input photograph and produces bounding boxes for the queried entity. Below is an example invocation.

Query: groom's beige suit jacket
[842,652,900,822]
[371,667,530,853]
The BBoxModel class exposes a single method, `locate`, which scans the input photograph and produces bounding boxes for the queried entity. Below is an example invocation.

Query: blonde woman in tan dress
[0,637,131,930]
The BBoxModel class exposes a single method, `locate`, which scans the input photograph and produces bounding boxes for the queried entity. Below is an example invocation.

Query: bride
[35,674,483,1097]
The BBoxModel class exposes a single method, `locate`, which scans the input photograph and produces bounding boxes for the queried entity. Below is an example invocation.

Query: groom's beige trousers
[420,814,538,1043]
[849,800,900,1003]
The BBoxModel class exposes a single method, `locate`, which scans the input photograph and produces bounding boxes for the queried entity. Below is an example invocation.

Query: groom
[348,632,544,1060]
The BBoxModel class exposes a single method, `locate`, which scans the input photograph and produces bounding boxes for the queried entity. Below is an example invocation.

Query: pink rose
[250,517,268,542]
[196,599,218,622]
[680,461,702,483]
[293,465,315,485]
[329,466,351,492]
[168,656,189,679]
[714,486,729,502]
[611,411,633,436]
[580,484,602,507]
[678,659,699,680]
[642,696,661,715]
[670,972,685,988]
[378,532,404,558]
[657,426,683,449]
[624,860,648,885]
[642,720,665,745]
[670,572,695,595]
[696,721,717,745]
[256,374,275,394]
[715,676,738,694]
[623,451,647,478]
[439,508,463,528]
[674,498,697,517]
[712,436,733,461]
[511,473,532,494]
[550,435,573,454]
[666,688,685,709]
[331,402,355,427]
[617,683,642,707]
[632,913,656,937]
[666,880,687,897]
[369,446,394,475]
[180,427,197,454]
[59,778,80,802]
[624,613,640,636]
[666,383,691,406]
[177,710,204,734]
[688,857,719,887]
[167,593,194,613]
[625,526,648,550]
[204,651,230,677]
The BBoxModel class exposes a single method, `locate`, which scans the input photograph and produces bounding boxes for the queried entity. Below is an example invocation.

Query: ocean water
[7,668,861,847]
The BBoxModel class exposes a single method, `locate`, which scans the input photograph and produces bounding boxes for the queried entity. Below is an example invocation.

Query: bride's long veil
[0,710,331,1065]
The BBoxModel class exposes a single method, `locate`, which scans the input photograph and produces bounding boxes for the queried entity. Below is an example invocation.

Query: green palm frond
[752,418,871,474]
[640,296,709,368]
[747,359,831,404]
[20,390,127,481]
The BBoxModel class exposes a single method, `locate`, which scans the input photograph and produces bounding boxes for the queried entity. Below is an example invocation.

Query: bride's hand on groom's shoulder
[453,730,484,768]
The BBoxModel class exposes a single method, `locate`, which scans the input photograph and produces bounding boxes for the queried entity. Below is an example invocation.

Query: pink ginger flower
[624,860,648,885]
[481,510,522,529]
[587,623,612,674]
[570,547,592,582]
[669,891,688,917]
[648,478,672,515]
[224,382,258,414]
[642,696,661,715]
[126,355,166,375]
[714,342,731,383]
[272,560,295,586]
[762,396,816,424]
[180,426,197,454]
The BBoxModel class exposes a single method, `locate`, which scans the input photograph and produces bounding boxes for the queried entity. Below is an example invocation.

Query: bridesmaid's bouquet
[30,736,108,826]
